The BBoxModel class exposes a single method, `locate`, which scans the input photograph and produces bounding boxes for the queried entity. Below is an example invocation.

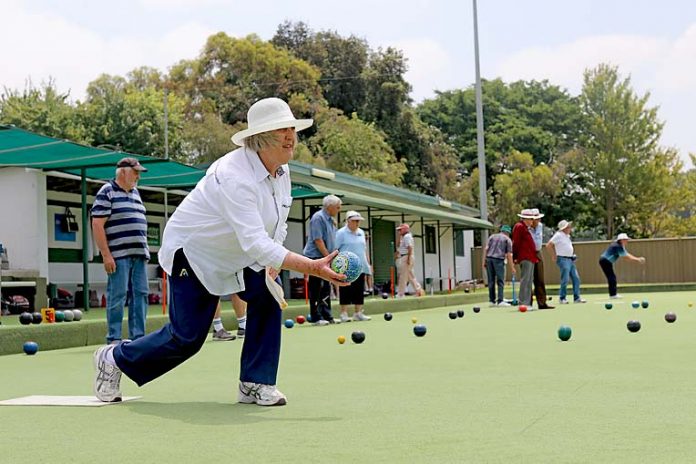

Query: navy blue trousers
[114,249,282,386]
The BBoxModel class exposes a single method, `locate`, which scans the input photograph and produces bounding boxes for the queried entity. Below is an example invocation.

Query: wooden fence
[472,237,696,285]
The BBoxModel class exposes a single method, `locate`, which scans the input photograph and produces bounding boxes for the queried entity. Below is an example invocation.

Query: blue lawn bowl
[331,251,362,283]
[413,324,427,337]
[23,341,39,355]
[632,301,640,309]
[284,319,294,329]
[605,303,613,310]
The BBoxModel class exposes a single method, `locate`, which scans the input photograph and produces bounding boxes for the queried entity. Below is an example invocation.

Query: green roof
[0,125,204,188]
[0,125,492,229]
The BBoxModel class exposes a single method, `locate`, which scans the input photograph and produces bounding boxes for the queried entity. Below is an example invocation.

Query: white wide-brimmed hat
[517,208,537,219]
[557,220,572,231]
[616,233,630,241]
[231,98,313,146]
[529,208,544,219]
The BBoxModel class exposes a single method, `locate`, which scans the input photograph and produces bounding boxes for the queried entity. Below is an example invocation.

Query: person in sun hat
[547,220,586,304]
[482,224,515,307]
[91,157,150,345]
[335,210,372,322]
[598,232,646,299]
[529,208,554,310]
[395,223,424,297]
[511,208,538,307]
[92,97,347,407]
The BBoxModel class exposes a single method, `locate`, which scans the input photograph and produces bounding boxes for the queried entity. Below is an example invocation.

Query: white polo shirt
[549,231,574,257]
[158,147,291,295]
[398,233,414,257]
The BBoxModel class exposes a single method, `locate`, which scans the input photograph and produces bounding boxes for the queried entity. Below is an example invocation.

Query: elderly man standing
[547,220,587,304]
[303,194,342,325]
[482,225,515,307]
[512,209,538,307]
[91,157,150,344]
[395,223,424,297]
[91,97,346,406]
[530,209,554,310]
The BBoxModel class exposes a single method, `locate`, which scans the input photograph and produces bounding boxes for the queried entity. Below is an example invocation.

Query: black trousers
[599,257,617,296]
[308,275,333,322]
[533,251,549,306]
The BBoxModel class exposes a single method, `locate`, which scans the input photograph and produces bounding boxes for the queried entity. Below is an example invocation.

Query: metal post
[420,217,426,293]
[437,220,442,291]
[473,0,489,247]
[81,168,90,311]
[164,89,169,160]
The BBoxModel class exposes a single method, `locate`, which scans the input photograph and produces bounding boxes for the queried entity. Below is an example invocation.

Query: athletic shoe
[93,345,122,403]
[238,381,287,406]
[559,299,569,305]
[574,298,588,304]
[610,294,622,299]
[497,301,511,307]
[353,312,371,321]
[236,328,245,339]
[212,329,236,341]
[537,305,555,310]
[489,302,497,307]
[313,320,329,326]
[340,313,351,323]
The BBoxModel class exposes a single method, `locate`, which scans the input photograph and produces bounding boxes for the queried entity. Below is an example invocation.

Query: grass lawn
[1,290,696,463]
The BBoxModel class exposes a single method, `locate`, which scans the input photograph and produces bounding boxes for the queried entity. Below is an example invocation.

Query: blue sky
[2,0,695,163]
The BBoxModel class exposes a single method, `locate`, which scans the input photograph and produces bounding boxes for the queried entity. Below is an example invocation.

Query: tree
[307,108,406,186]
[417,79,583,183]
[0,80,87,143]
[491,151,560,225]
[180,112,236,165]
[272,21,369,115]
[576,64,664,238]
[79,74,187,159]
[186,33,324,125]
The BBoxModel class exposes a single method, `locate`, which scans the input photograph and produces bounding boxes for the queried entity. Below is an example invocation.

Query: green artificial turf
[2,291,696,463]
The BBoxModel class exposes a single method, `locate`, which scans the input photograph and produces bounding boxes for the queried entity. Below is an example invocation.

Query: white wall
[0,168,49,277]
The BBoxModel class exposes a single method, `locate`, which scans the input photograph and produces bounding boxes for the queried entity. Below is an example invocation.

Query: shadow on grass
[124,400,341,425]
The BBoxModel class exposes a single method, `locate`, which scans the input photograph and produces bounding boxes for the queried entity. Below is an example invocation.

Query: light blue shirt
[531,223,544,251]
[335,226,371,275]
[303,209,337,258]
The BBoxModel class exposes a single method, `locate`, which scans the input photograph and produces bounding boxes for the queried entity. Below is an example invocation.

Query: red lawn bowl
[296,315,306,324]
[519,305,528,313]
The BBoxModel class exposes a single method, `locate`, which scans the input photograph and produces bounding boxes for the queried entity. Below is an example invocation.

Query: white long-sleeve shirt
[158,147,291,295]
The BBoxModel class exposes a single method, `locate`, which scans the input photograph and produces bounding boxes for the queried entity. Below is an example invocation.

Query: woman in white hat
[598,233,646,298]
[547,220,586,304]
[335,210,373,322]
[92,97,346,407]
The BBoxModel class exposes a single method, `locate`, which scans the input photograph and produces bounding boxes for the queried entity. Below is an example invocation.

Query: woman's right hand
[314,251,348,285]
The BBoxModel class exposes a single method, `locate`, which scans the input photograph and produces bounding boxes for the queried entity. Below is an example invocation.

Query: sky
[2,0,695,164]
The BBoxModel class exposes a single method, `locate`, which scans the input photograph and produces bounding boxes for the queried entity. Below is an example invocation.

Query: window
[425,225,436,254]
[454,228,465,257]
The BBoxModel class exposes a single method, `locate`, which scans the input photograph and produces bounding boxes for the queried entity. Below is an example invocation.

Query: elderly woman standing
[92,98,346,406]
[336,210,373,322]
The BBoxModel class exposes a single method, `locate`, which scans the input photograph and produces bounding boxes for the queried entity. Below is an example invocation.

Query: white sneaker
[559,299,569,304]
[93,345,122,402]
[353,312,371,321]
[340,313,351,323]
[497,301,511,307]
[574,298,588,304]
[313,320,329,326]
[238,381,287,406]
[610,294,622,299]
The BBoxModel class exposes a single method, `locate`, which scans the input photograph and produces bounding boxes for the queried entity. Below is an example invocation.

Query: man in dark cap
[91,157,150,344]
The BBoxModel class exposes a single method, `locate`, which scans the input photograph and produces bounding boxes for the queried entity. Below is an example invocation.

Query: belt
[399,254,409,257]
[558,256,573,259]
[486,257,504,260]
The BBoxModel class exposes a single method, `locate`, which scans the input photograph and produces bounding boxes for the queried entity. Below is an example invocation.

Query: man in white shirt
[395,223,424,297]
[546,220,587,304]
[92,98,346,406]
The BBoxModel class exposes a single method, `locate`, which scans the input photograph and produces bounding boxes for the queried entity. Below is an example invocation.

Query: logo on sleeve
[179,268,189,277]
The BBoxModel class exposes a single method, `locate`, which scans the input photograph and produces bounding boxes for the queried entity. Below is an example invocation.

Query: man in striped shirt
[91,157,150,344]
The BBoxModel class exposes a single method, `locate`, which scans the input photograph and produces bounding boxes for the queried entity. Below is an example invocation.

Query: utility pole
[473,0,489,251]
